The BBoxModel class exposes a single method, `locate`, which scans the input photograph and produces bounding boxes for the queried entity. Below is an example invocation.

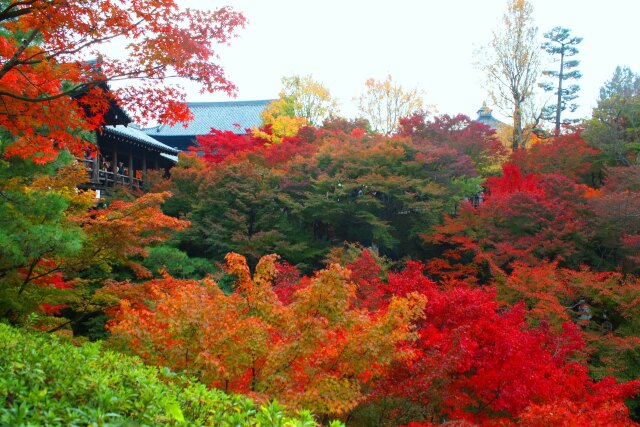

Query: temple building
[81,101,179,191]
[475,102,504,130]
[142,100,273,151]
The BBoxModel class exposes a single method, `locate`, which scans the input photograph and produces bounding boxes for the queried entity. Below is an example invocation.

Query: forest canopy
[2,0,640,426]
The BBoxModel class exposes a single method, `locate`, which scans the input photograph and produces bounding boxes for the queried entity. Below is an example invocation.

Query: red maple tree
[0,1,245,163]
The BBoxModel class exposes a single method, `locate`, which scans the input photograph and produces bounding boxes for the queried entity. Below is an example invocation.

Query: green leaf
[164,401,185,422]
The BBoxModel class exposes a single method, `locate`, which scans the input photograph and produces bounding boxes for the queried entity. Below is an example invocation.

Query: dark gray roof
[104,125,180,155]
[143,100,274,137]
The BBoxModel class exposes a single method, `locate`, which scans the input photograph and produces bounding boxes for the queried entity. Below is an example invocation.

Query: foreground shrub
[0,323,326,426]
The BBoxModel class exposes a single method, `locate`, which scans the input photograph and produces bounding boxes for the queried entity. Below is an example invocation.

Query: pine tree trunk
[555,50,565,133]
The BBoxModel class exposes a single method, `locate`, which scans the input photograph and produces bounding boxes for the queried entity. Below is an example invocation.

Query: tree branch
[0,27,40,81]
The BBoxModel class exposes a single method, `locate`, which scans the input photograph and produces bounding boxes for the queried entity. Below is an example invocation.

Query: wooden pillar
[142,151,147,184]
[154,153,159,169]
[91,152,100,182]
[128,150,134,184]
[142,151,147,174]
[113,149,118,186]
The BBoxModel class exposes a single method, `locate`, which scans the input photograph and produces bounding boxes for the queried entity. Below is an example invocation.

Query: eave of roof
[476,116,504,130]
[160,153,179,163]
[103,125,180,155]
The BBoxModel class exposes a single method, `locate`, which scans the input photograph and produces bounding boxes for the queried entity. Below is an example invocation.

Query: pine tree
[540,27,583,133]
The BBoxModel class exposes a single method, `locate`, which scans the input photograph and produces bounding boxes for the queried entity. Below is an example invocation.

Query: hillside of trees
[2,0,640,425]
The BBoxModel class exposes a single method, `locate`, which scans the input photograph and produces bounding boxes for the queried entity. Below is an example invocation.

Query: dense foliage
[0,323,326,426]
[103,250,640,426]
[584,66,640,166]
[170,116,498,270]
[105,252,425,418]
[3,1,640,425]
[93,110,640,425]
[5,119,640,426]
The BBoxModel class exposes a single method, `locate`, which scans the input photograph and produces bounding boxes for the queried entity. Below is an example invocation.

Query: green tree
[480,0,541,149]
[0,138,189,327]
[182,160,312,268]
[172,128,483,271]
[540,27,583,132]
[142,245,217,279]
[0,148,90,322]
[584,66,640,165]
[296,133,483,261]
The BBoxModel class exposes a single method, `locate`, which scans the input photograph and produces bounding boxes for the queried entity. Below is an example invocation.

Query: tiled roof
[143,100,274,137]
[104,125,180,155]
[476,102,504,130]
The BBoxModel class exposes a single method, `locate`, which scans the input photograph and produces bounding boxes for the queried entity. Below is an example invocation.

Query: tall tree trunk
[513,104,523,150]
[555,50,565,133]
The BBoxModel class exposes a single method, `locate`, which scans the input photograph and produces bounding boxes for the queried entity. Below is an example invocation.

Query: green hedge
[0,324,331,426]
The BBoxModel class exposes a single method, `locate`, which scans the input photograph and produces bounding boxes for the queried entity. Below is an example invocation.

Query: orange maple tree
[105,252,426,417]
[69,191,190,278]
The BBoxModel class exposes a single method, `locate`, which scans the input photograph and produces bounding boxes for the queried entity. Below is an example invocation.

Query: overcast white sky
[183,0,640,123]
